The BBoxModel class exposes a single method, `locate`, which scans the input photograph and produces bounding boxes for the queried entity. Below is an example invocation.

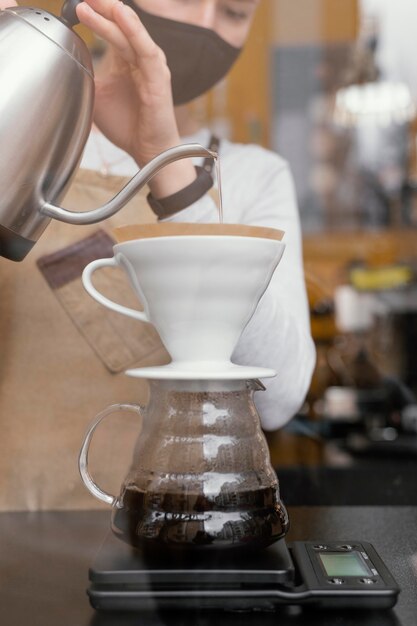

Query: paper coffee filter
[113,222,285,243]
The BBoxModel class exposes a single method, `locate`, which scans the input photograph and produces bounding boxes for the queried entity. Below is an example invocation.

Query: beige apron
[0,169,170,511]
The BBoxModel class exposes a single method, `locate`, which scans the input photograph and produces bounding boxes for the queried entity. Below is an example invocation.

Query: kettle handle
[82,257,150,323]
[79,403,144,506]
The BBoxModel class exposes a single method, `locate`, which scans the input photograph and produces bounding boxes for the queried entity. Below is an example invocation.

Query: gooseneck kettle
[0,0,214,261]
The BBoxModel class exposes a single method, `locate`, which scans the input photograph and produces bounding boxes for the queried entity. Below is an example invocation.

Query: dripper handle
[60,0,80,27]
[79,403,144,506]
[82,257,150,323]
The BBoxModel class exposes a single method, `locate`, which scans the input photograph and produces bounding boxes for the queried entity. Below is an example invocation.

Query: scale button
[313,544,327,550]
[337,544,353,551]
[360,578,377,585]
[329,578,345,585]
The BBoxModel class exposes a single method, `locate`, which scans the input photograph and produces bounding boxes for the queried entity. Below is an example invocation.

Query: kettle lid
[4,5,93,77]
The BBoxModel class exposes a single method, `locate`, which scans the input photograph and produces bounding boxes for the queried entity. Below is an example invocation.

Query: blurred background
[19,0,417,505]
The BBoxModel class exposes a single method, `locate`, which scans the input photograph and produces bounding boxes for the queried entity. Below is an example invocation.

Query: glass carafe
[79,379,289,551]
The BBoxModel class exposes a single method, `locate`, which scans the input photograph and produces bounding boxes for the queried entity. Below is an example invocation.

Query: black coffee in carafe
[80,380,290,553]
[112,485,289,550]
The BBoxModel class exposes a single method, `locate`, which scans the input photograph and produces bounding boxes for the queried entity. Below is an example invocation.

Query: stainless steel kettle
[0,1,214,261]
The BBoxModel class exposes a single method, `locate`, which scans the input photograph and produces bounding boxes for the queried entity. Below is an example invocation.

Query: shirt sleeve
[161,150,316,431]
[232,155,315,430]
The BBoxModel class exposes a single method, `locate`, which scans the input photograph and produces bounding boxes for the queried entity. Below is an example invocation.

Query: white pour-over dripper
[81,230,285,380]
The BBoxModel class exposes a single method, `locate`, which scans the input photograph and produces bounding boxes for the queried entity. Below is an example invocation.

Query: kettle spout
[40,143,216,225]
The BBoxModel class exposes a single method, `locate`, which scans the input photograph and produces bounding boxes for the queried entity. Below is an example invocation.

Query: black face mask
[123,2,243,105]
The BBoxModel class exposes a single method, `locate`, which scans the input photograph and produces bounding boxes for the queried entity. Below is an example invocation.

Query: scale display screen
[319,552,372,577]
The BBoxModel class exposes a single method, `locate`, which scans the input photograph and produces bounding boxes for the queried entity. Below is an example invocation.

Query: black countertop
[0,507,416,626]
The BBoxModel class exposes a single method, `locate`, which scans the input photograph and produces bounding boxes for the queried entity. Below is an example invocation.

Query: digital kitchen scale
[88,533,399,612]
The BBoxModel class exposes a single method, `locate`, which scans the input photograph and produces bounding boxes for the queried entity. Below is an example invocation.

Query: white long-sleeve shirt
[81,128,316,430]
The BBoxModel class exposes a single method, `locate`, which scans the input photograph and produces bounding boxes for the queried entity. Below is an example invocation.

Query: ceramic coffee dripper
[81,223,286,379]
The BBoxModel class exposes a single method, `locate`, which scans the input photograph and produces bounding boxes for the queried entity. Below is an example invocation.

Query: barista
[0,0,315,511]
[76,0,316,425]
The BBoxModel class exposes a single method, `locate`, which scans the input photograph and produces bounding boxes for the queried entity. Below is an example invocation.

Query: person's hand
[76,0,196,197]
[0,1,17,9]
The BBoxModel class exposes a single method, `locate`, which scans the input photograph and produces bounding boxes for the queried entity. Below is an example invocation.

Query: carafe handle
[82,258,149,323]
[79,403,144,506]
